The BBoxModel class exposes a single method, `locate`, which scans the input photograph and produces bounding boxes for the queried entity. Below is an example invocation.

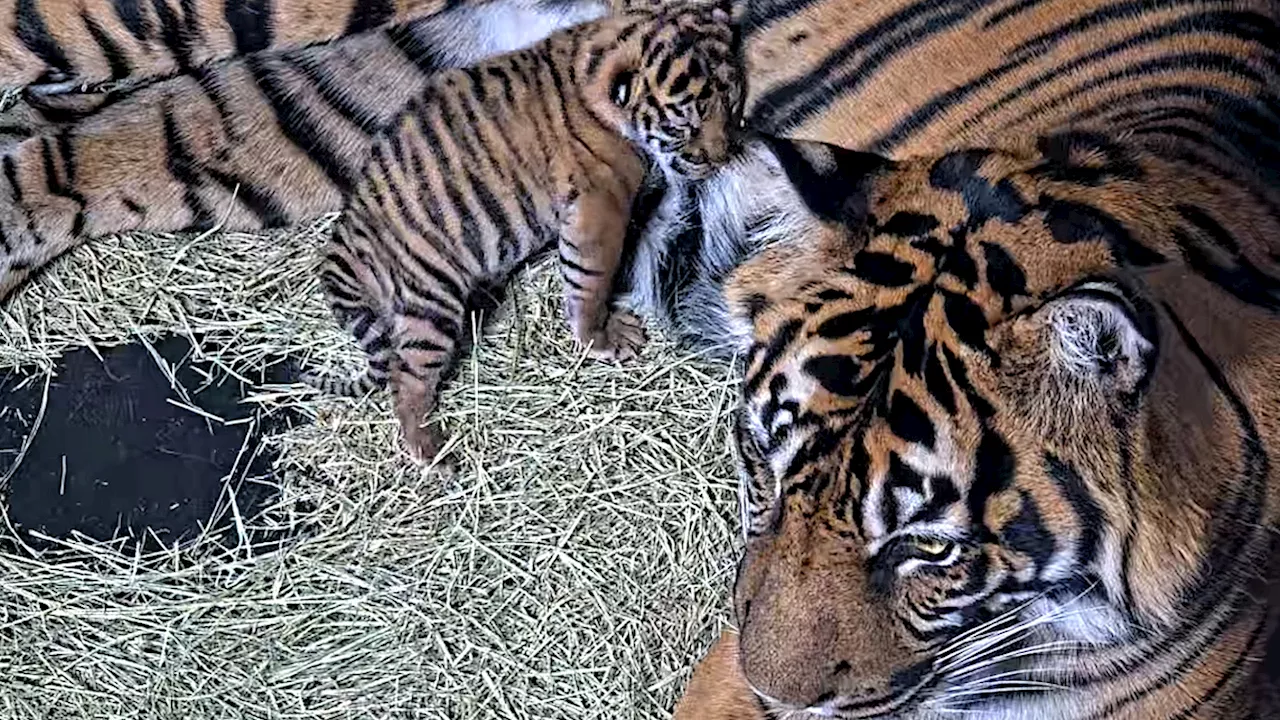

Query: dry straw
[0,218,742,719]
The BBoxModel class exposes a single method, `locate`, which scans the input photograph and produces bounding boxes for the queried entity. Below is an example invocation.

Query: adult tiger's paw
[674,630,768,720]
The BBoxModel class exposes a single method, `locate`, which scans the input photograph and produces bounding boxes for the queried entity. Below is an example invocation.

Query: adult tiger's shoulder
[737,0,1280,162]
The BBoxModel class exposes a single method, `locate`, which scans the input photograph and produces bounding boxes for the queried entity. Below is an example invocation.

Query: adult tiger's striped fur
[622,0,1280,714]
[0,0,647,95]
[1,0,1278,711]
[307,2,741,462]
[0,0,610,300]
[653,135,1280,720]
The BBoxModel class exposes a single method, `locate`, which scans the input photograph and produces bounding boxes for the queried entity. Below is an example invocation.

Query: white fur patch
[1026,594,1131,646]
[621,141,829,353]
[422,0,608,66]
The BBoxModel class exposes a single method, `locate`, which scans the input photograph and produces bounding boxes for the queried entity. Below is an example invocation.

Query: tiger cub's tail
[302,305,394,398]
[302,366,390,398]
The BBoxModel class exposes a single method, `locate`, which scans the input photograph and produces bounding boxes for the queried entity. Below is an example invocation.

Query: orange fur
[309,4,741,462]
[673,632,766,720]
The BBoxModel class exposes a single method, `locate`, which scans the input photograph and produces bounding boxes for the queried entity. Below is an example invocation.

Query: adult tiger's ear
[1037,281,1158,397]
[760,135,893,229]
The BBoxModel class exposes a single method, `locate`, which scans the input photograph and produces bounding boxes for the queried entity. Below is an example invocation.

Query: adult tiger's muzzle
[733,513,936,717]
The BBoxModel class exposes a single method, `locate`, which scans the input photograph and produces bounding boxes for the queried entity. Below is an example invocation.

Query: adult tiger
[0,0,640,95]
[633,0,1280,713]
[651,131,1280,718]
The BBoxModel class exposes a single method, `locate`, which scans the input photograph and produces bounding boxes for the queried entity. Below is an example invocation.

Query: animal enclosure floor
[0,221,740,719]
[0,335,300,553]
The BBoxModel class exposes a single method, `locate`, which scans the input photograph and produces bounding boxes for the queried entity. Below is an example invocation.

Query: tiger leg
[673,630,768,720]
[389,302,466,465]
[559,189,647,362]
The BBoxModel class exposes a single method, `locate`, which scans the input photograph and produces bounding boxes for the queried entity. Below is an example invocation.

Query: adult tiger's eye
[911,537,954,559]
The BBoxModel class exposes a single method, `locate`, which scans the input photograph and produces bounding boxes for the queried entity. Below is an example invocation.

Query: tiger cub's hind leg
[559,189,648,362]
[388,303,467,465]
[315,214,468,465]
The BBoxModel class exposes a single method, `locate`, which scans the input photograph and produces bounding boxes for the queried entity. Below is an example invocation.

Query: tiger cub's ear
[759,136,892,229]
[1033,282,1157,396]
[710,0,735,24]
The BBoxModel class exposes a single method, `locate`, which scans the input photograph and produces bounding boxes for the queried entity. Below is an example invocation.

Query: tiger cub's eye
[611,71,635,106]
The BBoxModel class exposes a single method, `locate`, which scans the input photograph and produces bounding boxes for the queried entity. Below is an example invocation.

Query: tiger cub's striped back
[308,1,742,463]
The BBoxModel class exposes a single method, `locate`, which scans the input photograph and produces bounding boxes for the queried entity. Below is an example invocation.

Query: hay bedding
[0,216,743,718]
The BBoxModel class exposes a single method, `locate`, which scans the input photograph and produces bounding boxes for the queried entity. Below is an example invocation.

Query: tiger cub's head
[579,2,744,179]
[722,133,1280,717]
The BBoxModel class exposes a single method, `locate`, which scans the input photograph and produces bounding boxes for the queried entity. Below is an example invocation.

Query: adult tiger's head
[723,133,1280,717]
[575,1,743,179]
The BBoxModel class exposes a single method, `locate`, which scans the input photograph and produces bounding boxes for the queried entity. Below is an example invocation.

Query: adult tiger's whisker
[941,640,1081,681]
[938,680,1071,700]
[941,664,1062,688]
[935,582,1100,669]
[936,603,1106,673]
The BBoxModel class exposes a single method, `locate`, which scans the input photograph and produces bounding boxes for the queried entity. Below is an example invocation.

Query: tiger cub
[306,2,742,463]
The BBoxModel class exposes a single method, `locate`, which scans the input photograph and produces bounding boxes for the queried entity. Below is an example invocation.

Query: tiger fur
[0,0,657,95]
[307,2,741,462]
[0,0,612,301]
[2,0,1279,713]
[623,0,1280,709]
[644,129,1280,718]
[672,629,761,720]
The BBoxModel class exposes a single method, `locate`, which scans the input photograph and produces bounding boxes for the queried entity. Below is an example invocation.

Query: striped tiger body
[736,0,1280,165]
[0,0,610,301]
[633,0,1280,715]
[0,0,631,95]
[310,2,741,463]
[0,0,1277,710]
[649,132,1280,720]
